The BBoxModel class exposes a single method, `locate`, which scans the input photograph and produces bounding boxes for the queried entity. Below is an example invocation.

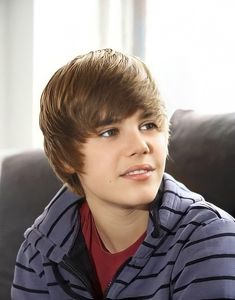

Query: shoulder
[161,173,235,268]
[171,220,235,298]
[21,185,82,265]
[162,174,235,298]
[161,173,235,227]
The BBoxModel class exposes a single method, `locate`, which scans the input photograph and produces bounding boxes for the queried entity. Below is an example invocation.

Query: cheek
[154,136,168,160]
[83,148,116,180]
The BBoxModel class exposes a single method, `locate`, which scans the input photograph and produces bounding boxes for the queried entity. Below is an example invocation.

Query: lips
[120,164,155,177]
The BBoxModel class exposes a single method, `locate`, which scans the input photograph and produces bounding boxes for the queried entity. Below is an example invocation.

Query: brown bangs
[72,56,165,135]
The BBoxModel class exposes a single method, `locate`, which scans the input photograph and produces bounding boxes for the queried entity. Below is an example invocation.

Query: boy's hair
[39,48,168,196]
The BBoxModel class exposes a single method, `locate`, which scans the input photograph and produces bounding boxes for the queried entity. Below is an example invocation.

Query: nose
[124,130,150,156]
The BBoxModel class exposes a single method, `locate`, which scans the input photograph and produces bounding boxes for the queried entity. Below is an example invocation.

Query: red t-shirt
[80,201,146,293]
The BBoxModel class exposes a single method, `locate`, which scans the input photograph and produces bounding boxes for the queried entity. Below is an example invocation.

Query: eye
[99,128,119,137]
[140,122,158,131]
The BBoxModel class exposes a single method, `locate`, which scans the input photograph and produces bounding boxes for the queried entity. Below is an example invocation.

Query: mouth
[120,164,155,181]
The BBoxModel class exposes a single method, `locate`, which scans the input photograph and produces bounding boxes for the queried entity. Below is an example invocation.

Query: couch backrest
[0,150,62,300]
[166,109,235,217]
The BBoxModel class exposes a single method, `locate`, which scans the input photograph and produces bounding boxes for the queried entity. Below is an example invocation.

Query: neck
[87,200,149,254]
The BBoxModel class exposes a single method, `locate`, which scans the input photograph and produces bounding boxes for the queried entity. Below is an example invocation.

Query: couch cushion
[166,109,235,217]
[0,150,62,300]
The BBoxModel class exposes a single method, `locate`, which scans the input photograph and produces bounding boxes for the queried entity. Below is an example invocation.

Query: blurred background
[1,0,235,154]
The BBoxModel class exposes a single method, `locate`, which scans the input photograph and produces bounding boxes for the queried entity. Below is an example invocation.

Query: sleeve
[11,241,50,300]
[171,218,235,299]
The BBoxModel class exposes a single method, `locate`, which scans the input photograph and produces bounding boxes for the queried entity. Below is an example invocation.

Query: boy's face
[78,109,168,210]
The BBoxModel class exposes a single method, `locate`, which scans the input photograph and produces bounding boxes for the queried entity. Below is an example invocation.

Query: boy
[12,49,235,299]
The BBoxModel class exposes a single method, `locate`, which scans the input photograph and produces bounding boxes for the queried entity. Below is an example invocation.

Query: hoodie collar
[25,185,83,263]
[25,174,202,263]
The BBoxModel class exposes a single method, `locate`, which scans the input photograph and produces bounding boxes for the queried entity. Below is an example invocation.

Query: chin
[125,190,158,208]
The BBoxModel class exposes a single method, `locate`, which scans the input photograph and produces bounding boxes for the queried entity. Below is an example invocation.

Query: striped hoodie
[12,173,235,299]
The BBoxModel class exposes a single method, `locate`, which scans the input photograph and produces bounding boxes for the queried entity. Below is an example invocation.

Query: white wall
[7,0,33,149]
[145,0,235,116]
[32,0,100,147]
[0,0,33,150]
[0,0,7,149]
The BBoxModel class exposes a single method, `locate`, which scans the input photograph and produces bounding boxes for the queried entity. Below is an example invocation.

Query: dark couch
[0,150,62,300]
[0,109,235,299]
[166,109,235,216]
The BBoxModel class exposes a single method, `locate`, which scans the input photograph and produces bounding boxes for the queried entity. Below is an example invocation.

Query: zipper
[60,259,91,292]
[57,200,101,299]
[61,256,103,299]
[103,257,132,299]
[52,260,95,300]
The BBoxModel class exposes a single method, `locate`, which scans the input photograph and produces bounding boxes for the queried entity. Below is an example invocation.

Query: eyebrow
[138,110,157,120]
[95,110,157,128]
[96,116,122,128]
